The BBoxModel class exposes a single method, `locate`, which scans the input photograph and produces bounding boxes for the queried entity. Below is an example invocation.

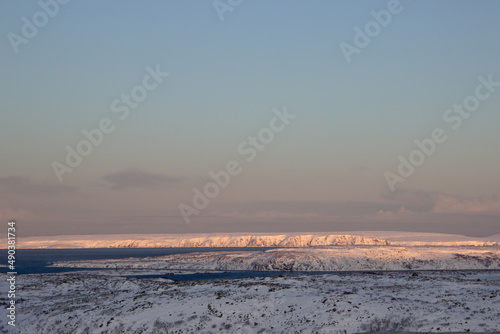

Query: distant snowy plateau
[5,231,500,249]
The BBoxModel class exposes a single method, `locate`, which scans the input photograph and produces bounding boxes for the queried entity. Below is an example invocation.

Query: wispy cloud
[211,200,402,218]
[216,210,322,220]
[383,188,500,215]
[103,169,183,190]
[432,194,500,214]
[371,207,413,220]
[0,205,36,221]
[0,176,77,197]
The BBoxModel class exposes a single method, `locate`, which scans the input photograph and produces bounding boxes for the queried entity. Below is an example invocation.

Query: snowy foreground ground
[2,269,499,333]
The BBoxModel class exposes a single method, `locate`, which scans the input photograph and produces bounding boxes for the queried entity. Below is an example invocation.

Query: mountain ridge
[3,231,499,249]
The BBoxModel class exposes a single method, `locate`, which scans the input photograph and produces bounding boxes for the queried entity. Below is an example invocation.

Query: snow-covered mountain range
[3,231,499,249]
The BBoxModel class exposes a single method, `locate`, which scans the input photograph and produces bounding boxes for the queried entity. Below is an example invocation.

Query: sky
[0,0,499,237]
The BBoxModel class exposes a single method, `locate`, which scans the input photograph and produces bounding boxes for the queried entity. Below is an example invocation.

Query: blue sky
[1,0,499,237]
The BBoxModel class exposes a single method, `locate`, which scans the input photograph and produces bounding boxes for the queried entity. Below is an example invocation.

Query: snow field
[3,270,499,333]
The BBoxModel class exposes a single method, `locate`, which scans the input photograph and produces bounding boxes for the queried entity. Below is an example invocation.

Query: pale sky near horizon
[1,0,499,237]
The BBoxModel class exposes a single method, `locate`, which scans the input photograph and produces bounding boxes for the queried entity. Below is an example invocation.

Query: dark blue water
[1,248,272,275]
